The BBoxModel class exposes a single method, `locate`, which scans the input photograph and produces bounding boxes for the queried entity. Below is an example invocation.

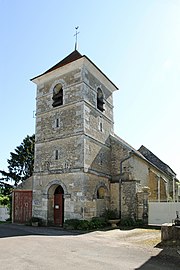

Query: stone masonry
[14,50,178,225]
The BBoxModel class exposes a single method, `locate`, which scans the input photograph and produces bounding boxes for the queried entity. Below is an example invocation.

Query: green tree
[0,134,35,186]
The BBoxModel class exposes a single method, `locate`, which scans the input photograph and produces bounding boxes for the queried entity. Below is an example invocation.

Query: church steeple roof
[31,50,118,90]
[43,50,83,75]
[31,50,83,81]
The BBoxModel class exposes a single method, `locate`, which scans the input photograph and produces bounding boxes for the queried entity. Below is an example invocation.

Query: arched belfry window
[97,88,105,112]
[52,83,63,107]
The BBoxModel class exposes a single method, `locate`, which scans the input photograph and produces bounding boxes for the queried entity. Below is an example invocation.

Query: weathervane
[74,26,80,50]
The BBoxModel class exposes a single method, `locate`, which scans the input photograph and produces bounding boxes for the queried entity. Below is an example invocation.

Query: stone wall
[121,180,137,219]
[110,182,120,214]
[110,135,130,177]
[148,170,168,202]
[161,223,180,241]
[31,54,117,224]
[32,171,110,223]
[34,135,84,174]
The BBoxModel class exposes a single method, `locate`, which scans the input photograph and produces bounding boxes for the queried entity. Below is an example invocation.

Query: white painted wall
[0,206,10,221]
[149,202,180,225]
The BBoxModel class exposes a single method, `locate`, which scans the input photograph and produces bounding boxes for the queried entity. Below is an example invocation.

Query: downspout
[157,176,160,202]
[173,176,175,202]
[119,151,134,218]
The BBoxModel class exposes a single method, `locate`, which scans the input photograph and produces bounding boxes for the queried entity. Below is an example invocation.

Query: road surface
[0,224,179,270]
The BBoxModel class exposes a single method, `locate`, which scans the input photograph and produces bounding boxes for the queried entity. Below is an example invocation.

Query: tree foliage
[0,193,10,207]
[0,134,35,187]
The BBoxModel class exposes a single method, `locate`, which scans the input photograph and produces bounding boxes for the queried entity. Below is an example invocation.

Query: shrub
[29,217,43,226]
[89,217,107,229]
[64,217,107,231]
[101,209,119,221]
[120,217,145,228]
[63,219,81,230]
[120,218,135,227]
[77,220,90,230]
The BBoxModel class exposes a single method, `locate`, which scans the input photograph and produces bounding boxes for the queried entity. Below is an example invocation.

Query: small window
[52,84,63,107]
[100,153,103,166]
[97,187,105,199]
[55,150,59,160]
[97,88,104,112]
[99,117,103,132]
[56,118,60,128]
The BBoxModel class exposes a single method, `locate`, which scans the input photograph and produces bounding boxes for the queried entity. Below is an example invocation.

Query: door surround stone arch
[45,180,68,195]
[45,180,68,225]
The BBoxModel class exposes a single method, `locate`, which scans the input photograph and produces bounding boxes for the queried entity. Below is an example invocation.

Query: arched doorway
[95,183,109,217]
[54,185,64,226]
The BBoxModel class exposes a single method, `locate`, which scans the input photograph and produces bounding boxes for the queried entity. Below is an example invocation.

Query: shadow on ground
[135,240,180,269]
[135,249,180,270]
[0,223,85,238]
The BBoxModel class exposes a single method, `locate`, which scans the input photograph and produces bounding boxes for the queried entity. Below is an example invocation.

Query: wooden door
[54,187,64,226]
[13,190,32,224]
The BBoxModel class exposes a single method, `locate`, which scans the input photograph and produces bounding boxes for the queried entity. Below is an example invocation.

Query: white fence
[148,202,180,225]
[0,206,10,221]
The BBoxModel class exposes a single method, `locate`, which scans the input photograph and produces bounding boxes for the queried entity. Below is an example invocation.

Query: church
[12,50,179,226]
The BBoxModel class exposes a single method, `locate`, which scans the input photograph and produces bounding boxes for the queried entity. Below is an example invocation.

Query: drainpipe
[173,176,175,202]
[158,176,160,202]
[119,151,134,218]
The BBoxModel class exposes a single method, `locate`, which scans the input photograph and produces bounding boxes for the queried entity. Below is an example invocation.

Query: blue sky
[0,0,180,178]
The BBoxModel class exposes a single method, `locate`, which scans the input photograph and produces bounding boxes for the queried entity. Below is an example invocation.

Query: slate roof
[31,50,83,81]
[138,145,176,177]
[31,50,118,90]
[111,134,146,160]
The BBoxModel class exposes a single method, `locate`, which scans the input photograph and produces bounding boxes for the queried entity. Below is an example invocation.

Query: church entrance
[54,186,64,226]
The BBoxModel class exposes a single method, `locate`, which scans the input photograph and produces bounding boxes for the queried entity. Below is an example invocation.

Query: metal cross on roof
[74,26,80,51]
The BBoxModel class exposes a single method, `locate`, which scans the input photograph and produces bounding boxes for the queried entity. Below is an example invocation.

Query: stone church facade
[12,50,179,225]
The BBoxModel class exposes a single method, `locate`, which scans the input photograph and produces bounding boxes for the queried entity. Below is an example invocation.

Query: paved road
[0,224,179,270]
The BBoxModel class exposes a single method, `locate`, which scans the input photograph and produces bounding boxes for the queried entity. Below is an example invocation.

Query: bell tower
[31,50,118,224]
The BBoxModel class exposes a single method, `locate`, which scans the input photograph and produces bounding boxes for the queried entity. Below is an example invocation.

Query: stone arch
[94,181,109,217]
[51,79,66,107]
[45,179,68,196]
[94,181,109,199]
[52,83,63,107]
[45,180,68,225]
[50,79,66,94]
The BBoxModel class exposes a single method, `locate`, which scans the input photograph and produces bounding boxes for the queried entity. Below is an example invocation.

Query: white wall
[0,206,10,221]
[149,202,180,225]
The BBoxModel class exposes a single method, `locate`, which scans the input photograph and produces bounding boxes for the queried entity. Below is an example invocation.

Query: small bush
[64,219,81,230]
[120,218,144,228]
[101,209,119,221]
[89,217,107,229]
[29,217,43,226]
[77,220,90,230]
[135,219,144,227]
[64,217,107,231]
[120,218,135,227]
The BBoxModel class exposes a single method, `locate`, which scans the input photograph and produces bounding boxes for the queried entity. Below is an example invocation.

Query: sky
[0,0,180,179]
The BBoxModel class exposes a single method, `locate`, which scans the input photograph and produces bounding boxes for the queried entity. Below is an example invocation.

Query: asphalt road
[0,224,179,270]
